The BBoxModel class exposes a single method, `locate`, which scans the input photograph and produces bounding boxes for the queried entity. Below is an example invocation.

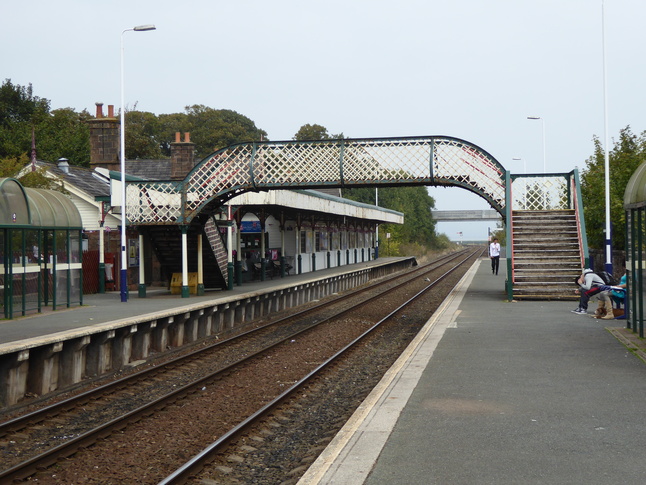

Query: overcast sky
[3,0,644,240]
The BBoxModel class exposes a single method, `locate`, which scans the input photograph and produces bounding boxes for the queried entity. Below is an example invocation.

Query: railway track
[0,248,483,483]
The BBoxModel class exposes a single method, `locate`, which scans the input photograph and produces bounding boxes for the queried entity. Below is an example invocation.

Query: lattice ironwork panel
[511,176,570,211]
[254,141,343,186]
[126,181,183,224]
[342,139,432,183]
[186,144,254,208]
[433,138,506,210]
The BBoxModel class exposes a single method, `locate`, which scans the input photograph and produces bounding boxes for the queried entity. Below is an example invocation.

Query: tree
[0,79,50,159]
[35,108,91,166]
[183,105,267,158]
[293,124,331,140]
[343,184,440,249]
[124,110,165,160]
[293,123,344,141]
[581,126,646,250]
[0,154,58,190]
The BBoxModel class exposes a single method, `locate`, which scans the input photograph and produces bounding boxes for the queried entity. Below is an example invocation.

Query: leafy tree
[0,79,49,127]
[0,154,26,178]
[294,124,331,140]
[183,105,267,158]
[293,123,344,141]
[0,81,91,166]
[0,154,58,189]
[157,112,191,155]
[0,79,50,159]
[581,126,646,250]
[343,184,440,249]
[124,110,165,160]
[35,108,91,166]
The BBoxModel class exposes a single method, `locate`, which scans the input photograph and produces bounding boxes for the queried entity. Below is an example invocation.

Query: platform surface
[298,258,646,485]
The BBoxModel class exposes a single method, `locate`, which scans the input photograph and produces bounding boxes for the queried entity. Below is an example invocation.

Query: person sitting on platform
[572,269,605,315]
[593,289,615,320]
[611,273,627,310]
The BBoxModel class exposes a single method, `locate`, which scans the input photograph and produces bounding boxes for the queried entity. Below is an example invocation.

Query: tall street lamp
[120,24,156,302]
[527,116,546,173]
[601,0,612,273]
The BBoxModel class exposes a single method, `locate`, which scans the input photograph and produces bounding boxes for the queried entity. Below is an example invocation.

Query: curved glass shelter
[1,178,84,319]
[623,163,646,338]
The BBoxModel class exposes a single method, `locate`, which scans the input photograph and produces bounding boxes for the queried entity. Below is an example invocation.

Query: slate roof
[125,159,172,181]
[35,161,110,199]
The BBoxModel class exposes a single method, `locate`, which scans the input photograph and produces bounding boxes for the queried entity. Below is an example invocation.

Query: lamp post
[527,116,546,173]
[601,0,612,273]
[120,24,156,302]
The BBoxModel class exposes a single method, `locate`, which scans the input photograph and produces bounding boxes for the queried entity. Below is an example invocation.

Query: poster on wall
[128,239,139,267]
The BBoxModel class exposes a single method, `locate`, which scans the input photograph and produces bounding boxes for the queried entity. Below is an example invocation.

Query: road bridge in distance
[431,210,502,221]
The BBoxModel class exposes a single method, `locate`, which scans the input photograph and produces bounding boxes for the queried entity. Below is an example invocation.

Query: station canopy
[624,162,646,210]
[0,178,82,229]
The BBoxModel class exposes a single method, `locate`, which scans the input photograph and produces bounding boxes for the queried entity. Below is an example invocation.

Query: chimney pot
[184,132,191,143]
[175,132,181,143]
[95,103,104,118]
[107,105,115,118]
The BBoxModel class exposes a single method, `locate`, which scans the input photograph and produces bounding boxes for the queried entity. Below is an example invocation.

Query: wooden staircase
[143,222,227,290]
[511,210,582,300]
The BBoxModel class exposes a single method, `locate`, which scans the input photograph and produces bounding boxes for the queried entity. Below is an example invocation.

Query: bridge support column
[280,214,286,278]
[196,233,205,296]
[99,219,105,294]
[235,221,242,286]
[138,233,146,298]
[181,226,190,298]
[227,218,234,290]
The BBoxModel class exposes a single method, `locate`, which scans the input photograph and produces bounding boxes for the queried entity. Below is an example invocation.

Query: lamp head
[133,24,156,31]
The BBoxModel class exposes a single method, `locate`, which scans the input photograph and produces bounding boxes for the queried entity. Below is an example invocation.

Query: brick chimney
[87,102,120,171]
[170,132,196,180]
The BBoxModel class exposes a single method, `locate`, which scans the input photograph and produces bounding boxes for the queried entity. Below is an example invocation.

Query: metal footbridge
[118,135,588,300]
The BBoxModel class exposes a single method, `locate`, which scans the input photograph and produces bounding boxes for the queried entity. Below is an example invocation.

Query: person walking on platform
[489,238,500,275]
[572,269,605,315]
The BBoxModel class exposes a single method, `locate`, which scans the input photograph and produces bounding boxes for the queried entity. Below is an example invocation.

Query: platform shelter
[0,178,84,319]
[623,162,646,337]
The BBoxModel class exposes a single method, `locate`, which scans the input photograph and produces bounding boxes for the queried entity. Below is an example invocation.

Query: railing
[505,171,514,301]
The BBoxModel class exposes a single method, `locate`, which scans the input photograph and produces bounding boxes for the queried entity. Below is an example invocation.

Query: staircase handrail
[505,170,514,301]
[570,169,590,268]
